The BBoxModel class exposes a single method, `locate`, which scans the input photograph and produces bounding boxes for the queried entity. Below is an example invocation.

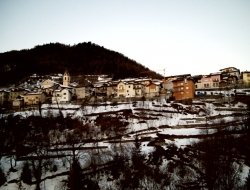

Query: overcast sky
[0,0,249,76]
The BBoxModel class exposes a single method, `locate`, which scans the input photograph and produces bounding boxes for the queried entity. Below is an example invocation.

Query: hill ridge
[0,42,162,86]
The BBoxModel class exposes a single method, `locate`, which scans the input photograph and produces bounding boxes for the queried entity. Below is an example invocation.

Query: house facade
[52,88,72,104]
[133,83,144,97]
[242,71,250,87]
[144,82,160,97]
[9,88,28,102]
[23,92,46,105]
[107,81,118,98]
[162,79,173,99]
[75,86,85,99]
[220,67,240,79]
[117,81,136,98]
[172,78,195,101]
[195,73,221,89]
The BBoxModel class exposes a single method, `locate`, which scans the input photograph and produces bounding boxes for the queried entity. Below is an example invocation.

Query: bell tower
[63,70,70,86]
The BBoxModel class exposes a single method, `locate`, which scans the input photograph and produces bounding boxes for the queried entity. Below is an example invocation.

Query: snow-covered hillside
[0,99,249,189]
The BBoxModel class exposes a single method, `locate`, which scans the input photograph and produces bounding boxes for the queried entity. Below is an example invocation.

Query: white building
[117,80,136,98]
[52,88,72,103]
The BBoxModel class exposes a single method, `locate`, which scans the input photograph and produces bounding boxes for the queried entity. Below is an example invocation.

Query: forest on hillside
[0,42,162,86]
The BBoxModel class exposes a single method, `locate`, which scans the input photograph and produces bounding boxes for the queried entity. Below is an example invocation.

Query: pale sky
[0,0,249,76]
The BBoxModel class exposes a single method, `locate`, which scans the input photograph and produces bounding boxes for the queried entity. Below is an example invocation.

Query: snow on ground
[1,99,248,190]
[160,128,216,136]
[166,138,201,148]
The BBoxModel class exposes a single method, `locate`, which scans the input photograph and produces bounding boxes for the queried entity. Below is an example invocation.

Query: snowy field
[0,99,248,190]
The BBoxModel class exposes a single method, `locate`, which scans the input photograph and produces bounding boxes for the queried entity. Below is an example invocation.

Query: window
[186,87,189,89]
[204,84,209,88]
[63,93,66,95]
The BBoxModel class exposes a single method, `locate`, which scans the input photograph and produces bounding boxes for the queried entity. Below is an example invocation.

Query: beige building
[117,78,155,98]
[41,79,55,89]
[117,80,136,98]
[242,71,250,87]
[75,86,85,99]
[12,98,24,108]
[144,82,161,97]
[23,92,46,106]
[9,88,28,101]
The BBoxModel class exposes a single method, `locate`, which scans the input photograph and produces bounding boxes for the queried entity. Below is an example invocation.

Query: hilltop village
[0,66,250,110]
[1,66,250,189]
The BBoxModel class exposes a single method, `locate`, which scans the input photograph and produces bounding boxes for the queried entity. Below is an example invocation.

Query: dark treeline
[0,42,162,86]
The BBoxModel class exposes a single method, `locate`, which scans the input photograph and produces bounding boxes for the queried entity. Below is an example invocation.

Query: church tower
[63,70,70,86]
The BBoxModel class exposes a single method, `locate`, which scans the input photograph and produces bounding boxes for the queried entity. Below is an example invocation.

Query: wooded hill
[0,42,162,86]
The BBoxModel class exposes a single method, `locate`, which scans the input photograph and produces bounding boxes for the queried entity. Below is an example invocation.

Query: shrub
[21,162,32,184]
[0,167,6,187]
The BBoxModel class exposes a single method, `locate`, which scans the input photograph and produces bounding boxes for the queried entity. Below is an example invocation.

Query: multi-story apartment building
[172,78,195,101]
[117,80,136,98]
[220,67,240,79]
[195,73,221,89]
[144,82,161,98]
